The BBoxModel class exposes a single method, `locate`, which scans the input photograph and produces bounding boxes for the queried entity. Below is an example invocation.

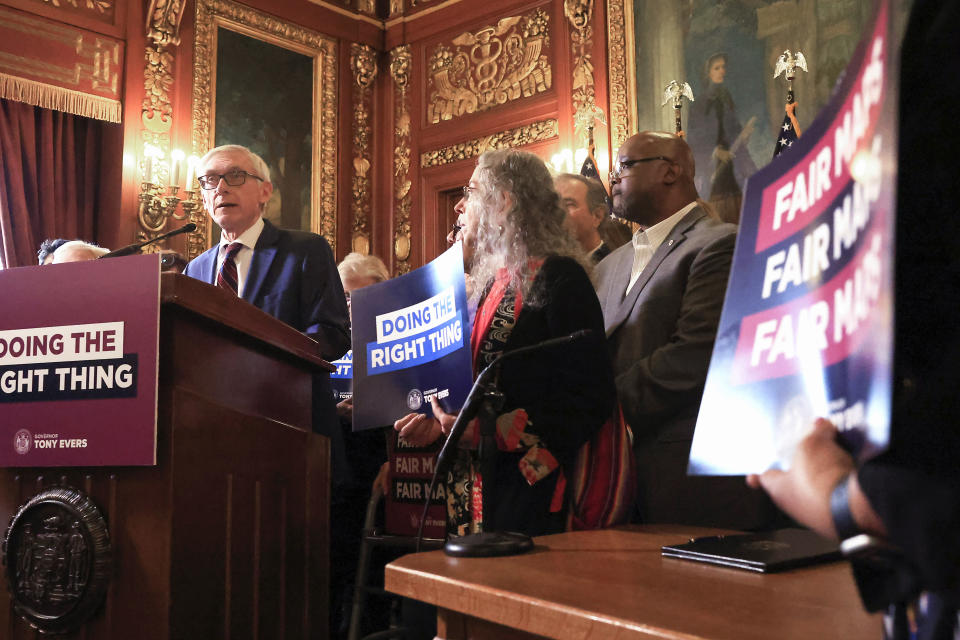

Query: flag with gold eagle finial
[774,102,801,158]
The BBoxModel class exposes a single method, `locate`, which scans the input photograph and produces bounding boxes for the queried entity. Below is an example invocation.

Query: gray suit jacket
[595,206,776,528]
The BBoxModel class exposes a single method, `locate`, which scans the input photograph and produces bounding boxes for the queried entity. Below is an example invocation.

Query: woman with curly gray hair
[395,149,615,538]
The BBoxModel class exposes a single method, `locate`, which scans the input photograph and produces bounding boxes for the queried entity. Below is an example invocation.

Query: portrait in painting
[628,0,876,223]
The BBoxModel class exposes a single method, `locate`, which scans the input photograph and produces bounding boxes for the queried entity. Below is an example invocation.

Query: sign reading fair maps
[689,0,895,474]
[351,245,473,431]
[0,254,160,466]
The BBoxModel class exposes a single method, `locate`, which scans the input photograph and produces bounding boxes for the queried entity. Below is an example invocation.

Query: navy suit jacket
[184,218,350,359]
[184,218,352,486]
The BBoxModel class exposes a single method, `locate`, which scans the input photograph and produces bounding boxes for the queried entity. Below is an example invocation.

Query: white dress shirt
[627,201,698,294]
[216,216,264,297]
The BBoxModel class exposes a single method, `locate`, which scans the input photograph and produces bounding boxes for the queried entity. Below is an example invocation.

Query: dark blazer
[594,206,776,529]
[480,255,615,536]
[184,218,350,359]
[590,241,612,264]
[184,218,352,484]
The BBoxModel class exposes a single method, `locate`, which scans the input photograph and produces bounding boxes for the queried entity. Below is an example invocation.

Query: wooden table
[385,525,883,640]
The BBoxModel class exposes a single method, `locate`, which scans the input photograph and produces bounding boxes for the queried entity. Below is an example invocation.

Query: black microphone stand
[415,330,592,557]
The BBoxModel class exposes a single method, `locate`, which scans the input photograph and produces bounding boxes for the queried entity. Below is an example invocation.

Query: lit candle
[143,144,161,185]
[170,149,185,190]
[186,155,201,191]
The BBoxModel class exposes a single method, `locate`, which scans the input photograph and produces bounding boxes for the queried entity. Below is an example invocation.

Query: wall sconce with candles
[137,144,203,248]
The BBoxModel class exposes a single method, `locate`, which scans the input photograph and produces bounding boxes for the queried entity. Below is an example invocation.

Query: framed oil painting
[192,0,338,250]
[606,0,893,223]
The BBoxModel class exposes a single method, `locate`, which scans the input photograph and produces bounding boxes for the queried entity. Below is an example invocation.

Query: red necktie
[217,242,244,295]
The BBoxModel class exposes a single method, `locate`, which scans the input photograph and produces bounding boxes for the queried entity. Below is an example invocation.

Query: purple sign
[689,0,896,474]
[0,254,161,466]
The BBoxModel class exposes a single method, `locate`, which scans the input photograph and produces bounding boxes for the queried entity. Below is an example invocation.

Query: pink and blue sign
[689,1,895,474]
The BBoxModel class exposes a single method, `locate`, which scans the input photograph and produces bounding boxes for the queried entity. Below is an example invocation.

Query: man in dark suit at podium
[183,144,351,484]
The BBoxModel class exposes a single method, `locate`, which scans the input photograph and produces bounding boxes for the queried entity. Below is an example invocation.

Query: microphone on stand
[414,329,594,555]
[99,223,197,259]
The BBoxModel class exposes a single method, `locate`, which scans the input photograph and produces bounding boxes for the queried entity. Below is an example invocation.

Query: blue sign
[329,350,352,402]
[689,0,895,474]
[351,245,473,431]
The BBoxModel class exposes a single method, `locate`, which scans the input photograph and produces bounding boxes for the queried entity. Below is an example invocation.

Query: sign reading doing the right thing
[689,0,896,475]
[350,245,473,431]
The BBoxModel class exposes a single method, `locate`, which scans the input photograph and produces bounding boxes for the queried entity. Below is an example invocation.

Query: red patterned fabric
[566,405,637,530]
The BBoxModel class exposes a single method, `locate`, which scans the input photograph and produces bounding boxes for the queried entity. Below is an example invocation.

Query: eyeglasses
[608,156,674,183]
[197,169,263,190]
[462,186,477,201]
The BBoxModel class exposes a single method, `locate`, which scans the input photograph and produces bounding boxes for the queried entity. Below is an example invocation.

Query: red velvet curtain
[0,99,103,268]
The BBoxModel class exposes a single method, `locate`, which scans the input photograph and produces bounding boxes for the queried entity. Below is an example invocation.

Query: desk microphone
[99,223,197,259]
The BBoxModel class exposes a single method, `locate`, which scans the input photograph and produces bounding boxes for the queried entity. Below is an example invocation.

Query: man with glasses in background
[594,131,776,529]
[183,143,351,496]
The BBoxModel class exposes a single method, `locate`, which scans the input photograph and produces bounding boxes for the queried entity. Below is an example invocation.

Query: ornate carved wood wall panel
[4,0,614,271]
[378,0,612,271]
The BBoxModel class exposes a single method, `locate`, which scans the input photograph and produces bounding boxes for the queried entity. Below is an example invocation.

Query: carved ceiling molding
[390,45,412,275]
[426,8,552,125]
[420,118,559,168]
[605,0,633,150]
[192,0,339,257]
[350,43,377,255]
[31,0,115,22]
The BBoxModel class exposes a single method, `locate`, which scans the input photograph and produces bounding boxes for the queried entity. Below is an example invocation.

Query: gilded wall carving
[138,0,186,249]
[426,8,552,124]
[420,118,559,168]
[564,0,605,144]
[350,43,377,255]
[390,45,412,275]
[192,0,339,257]
[32,0,114,21]
[605,0,632,150]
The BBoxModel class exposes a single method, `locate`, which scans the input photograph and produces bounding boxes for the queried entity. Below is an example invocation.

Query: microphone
[99,223,197,259]
[414,329,594,551]
[433,328,593,475]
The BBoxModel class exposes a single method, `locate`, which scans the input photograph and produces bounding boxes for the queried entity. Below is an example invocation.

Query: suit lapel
[204,248,218,285]
[605,207,707,338]
[242,219,280,303]
[602,247,635,334]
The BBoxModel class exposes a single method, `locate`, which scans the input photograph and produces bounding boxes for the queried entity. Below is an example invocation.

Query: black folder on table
[661,528,842,573]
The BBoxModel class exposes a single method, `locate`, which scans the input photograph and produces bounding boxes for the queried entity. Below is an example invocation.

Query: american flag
[774,102,801,158]
[579,152,602,181]
[579,151,612,211]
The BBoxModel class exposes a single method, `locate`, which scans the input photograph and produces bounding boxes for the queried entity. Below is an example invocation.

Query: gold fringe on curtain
[0,73,121,123]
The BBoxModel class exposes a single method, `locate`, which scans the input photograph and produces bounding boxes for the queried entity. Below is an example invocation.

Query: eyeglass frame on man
[197,169,264,190]
[608,156,675,183]
[462,185,478,201]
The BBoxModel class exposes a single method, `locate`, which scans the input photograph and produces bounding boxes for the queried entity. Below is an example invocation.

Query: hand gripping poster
[350,245,473,431]
[689,0,896,474]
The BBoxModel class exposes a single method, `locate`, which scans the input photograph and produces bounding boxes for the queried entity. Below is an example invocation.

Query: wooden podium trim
[160,273,335,372]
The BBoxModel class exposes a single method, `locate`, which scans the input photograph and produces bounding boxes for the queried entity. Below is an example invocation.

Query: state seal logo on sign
[14,429,31,455]
[406,389,424,410]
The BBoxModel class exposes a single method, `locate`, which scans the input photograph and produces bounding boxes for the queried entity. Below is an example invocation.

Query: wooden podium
[0,273,332,638]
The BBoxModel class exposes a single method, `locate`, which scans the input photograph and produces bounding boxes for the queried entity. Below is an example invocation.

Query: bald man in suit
[595,131,776,529]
